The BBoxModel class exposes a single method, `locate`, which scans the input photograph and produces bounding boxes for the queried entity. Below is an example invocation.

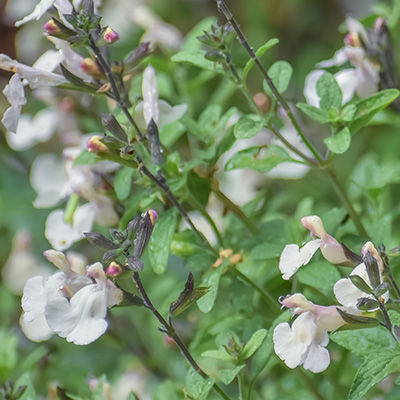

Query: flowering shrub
[2,0,400,399]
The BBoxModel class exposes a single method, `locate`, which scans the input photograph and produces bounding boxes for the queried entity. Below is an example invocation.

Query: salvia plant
[3,0,400,399]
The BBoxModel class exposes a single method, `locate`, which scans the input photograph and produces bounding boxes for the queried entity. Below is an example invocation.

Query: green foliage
[263,61,293,96]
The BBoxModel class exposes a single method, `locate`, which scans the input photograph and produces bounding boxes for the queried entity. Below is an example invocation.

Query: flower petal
[303,70,325,107]
[142,64,159,125]
[279,240,322,280]
[45,283,108,345]
[15,0,55,27]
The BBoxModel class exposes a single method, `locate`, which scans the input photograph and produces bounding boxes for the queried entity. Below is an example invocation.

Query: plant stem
[230,267,280,315]
[187,194,226,248]
[88,34,144,140]
[223,55,318,167]
[215,0,323,164]
[140,164,219,257]
[132,272,232,400]
[324,168,369,238]
[237,371,245,400]
[211,179,259,236]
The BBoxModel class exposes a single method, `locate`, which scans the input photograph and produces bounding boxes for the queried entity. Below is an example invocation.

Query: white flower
[279,215,350,280]
[334,242,389,309]
[306,17,379,106]
[21,252,123,345]
[135,64,187,130]
[2,230,51,295]
[45,204,97,251]
[273,293,346,373]
[0,52,66,133]
[132,6,182,52]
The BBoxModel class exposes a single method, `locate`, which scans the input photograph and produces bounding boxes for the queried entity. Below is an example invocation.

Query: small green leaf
[296,102,331,124]
[324,127,351,154]
[349,89,400,134]
[171,50,225,75]
[225,145,292,172]
[349,350,400,400]
[202,348,232,361]
[243,38,279,81]
[73,150,102,166]
[316,72,342,110]
[341,104,357,122]
[185,367,215,400]
[197,266,223,313]
[263,60,293,96]
[218,365,246,385]
[114,167,134,200]
[234,115,263,139]
[240,329,268,361]
[349,274,373,294]
[148,209,178,275]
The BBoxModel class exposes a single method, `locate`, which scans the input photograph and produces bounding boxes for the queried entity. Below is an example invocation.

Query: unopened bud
[148,209,158,226]
[106,261,123,277]
[43,19,61,35]
[79,58,101,75]
[103,27,119,44]
[87,136,109,153]
[374,17,386,32]
[344,33,361,47]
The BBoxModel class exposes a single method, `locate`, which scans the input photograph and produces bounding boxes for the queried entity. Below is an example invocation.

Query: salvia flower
[279,215,350,280]
[0,52,66,133]
[334,242,389,309]
[21,250,123,345]
[273,294,346,373]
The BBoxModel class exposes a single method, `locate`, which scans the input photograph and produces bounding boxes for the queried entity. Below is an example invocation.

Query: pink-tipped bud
[148,209,158,226]
[301,216,326,239]
[79,58,101,75]
[362,241,383,272]
[344,33,360,47]
[87,135,109,153]
[374,17,386,32]
[43,19,61,35]
[103,27,119,44]
[106,262,123,278]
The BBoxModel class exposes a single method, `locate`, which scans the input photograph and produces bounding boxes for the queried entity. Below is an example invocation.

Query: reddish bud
[43,20,61,35]
[87,136,109,153]
[106,261,123,278]
[103,27,119,44]
[79,58,101,75]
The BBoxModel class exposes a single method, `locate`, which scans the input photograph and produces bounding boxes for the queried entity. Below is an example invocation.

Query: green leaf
[148,209,178,275]
[13,373,38,400]
[202,348,232,361]
[349,350,400,400]
[341,104,357,122]
[240,329,268,361]
[73,150,102,166]
[171,50,225,75]
[349,89,400,134]
[184,17,217,51]
[225,145,292,172]
[197,266,224,313]
[114,167,134,200]
[234,115,263,139]
[218,365,246,385]
[324,127,351,154]
[185,367,215,400]
[0,329,17,380]
[154,381,184,400]
[251,242,285,260]
[331,325,397,358]
[316,72,342,110]
[263,60,293,96]
[297,261,341,296]
[296,103,331,124]
[243,38,279,81]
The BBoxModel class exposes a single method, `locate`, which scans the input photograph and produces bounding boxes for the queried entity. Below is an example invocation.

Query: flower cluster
[274,215,390,373]
[21,250,123,345]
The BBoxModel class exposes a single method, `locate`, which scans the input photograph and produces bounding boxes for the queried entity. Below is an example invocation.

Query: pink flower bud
[79,58,101,75]
[43,20,61,35]
[374,17,385,32]
[103,27,119,44]
[148,209,158,226]
[344,33,360,47]
[87,136,109,153]
[106,262,123,278]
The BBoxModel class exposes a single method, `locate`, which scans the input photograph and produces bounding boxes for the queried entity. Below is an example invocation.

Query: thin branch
[132,272,232,400]
[215,0,323,164]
